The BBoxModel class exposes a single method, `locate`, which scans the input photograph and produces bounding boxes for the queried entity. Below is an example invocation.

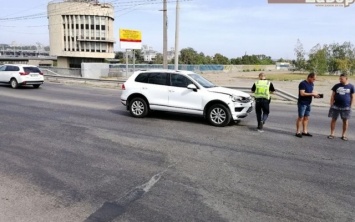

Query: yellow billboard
[119,29,142,42]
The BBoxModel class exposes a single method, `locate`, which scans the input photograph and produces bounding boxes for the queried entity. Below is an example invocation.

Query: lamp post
[162,0,168,69]
[174,0,180,70]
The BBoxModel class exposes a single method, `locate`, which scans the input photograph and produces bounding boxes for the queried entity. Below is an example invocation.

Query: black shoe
[258,122,263,130]
[302,132,313,137]
[295,133,302,138]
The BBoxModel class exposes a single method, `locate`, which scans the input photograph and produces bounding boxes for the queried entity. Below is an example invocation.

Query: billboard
[119,29,142,49]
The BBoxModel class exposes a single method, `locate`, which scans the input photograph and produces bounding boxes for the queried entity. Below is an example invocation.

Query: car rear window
[24,67,41,73]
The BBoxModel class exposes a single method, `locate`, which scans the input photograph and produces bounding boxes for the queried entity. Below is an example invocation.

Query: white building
[47,0,115,68]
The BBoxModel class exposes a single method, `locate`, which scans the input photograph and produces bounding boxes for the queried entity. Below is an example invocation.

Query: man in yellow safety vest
[251,72,275,131]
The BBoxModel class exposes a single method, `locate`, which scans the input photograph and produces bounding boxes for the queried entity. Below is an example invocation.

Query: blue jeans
[298,104,311,118]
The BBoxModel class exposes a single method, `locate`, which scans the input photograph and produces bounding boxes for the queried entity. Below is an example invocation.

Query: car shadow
[148,111,208,125]
[0,84,41,90]
[109,108,209,126]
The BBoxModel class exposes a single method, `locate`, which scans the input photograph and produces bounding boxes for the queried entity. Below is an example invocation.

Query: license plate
[30,74,38,77]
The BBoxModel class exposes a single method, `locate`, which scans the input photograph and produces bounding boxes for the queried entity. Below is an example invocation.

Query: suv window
[5,66,20,71]
[24,67,41,73]
[147,73,168,85]
[0,66,5,71]
[171,74,193,88]
[135,73,149,83]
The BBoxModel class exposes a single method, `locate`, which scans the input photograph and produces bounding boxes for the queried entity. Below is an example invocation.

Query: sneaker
[302,132,313,137]
[295,133,302,138]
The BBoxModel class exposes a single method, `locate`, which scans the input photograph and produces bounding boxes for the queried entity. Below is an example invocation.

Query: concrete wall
[81,63,109,78]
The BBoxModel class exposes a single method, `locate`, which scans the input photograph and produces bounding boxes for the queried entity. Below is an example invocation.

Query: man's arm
[299,89,318,97]
[330,91,335,106]
[251,84,256,93]
[269,83,275,94]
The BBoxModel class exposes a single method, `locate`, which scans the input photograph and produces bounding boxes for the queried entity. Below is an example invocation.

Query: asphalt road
[0,83,354,222]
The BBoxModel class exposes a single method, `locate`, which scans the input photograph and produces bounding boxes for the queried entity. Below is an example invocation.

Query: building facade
[47,0,115,68]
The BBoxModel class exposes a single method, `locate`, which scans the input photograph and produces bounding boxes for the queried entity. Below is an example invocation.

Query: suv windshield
[188,73,216,88]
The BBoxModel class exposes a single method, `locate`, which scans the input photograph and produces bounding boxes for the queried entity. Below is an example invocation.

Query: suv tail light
[39,72,44,75]
[19,72,30,75]
[122,84,125,90]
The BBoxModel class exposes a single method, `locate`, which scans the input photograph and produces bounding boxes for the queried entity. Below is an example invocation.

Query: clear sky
[0,0,354,60]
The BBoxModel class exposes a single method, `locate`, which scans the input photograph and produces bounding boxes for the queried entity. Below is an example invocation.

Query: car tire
[207,104,231,127]
[129,97,149,118]
[10,79,18,89]
[33,84,41,89]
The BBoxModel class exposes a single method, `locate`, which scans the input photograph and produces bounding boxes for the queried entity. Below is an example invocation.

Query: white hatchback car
[121,69,253,127]
[0,64,44,89]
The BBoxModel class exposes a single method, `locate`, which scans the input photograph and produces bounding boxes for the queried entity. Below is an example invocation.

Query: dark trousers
[255,98,270,125]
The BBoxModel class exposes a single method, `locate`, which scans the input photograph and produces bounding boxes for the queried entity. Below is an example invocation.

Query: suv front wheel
[129,97,149,118]
[207,104,231,127]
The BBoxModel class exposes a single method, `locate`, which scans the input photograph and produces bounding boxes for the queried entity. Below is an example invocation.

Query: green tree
[134,49,145,63]
[307,44,328,75]
[179,47,199,64]
[154,53,163,64]
[115,51,124,60]
[212,53,230,64]
[294,39,306,72]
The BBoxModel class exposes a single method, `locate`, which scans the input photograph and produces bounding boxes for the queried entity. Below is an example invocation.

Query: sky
[0,0,354,60]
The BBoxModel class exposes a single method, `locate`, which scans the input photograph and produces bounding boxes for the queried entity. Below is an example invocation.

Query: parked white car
[0,64,44,89]
[121,69,253,127]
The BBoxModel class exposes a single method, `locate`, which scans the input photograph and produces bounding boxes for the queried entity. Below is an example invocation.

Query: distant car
[121,69,253,127]
[0,64,44,89]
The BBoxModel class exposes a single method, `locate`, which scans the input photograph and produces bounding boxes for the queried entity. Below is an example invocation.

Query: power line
[0,0,191,22]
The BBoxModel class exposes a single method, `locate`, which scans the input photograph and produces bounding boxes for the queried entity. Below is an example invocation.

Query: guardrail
[227,86,298,101]
[44,74,298,102]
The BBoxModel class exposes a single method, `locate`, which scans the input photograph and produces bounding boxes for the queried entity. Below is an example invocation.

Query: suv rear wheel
[10,79,18,89]
[207,104,231,127]
[129,97,148,118]
[33,84,41,89]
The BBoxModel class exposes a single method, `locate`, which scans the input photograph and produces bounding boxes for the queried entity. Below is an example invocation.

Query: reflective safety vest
[254,80,271,99]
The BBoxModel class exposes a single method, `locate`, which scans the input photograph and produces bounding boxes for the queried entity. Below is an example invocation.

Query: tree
[115,51,124,60]
[179,47,199,64]
[133,49,144,63]
[154,53,163,64]
[307,44,328,75]
[212,53,230,64]
[294,39,306,71]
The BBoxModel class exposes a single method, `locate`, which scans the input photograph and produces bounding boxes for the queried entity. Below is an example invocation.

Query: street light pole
[163,0,168,69]
[174,0,180,70]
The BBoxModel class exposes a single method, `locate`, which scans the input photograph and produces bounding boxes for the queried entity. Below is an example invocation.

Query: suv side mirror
[187,84,197,91]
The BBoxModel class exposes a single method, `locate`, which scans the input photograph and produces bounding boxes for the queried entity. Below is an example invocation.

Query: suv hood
[207,86,250,98]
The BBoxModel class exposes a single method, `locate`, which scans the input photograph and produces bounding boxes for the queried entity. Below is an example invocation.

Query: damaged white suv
[121,70,253,127]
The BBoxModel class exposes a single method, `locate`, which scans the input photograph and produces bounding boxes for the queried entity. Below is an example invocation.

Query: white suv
[0,64,44,89]
[121,70,253,127]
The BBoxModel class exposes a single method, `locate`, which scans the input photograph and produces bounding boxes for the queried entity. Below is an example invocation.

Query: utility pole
[174,0,180,70]
[163,0,168,69]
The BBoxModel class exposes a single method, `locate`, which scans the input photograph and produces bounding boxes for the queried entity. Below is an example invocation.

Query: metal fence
[41,67,81,77]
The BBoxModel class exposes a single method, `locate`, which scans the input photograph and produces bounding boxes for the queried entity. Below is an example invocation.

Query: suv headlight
[230,95,252,103]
